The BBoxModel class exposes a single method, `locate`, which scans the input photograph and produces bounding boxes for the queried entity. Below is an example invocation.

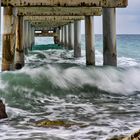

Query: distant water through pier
[0,35,140,140]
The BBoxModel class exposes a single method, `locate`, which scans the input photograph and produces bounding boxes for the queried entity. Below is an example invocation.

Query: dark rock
[108,129,140,140]
[15,63,22,70]
[0,100,8,119]
[122,129,140,140]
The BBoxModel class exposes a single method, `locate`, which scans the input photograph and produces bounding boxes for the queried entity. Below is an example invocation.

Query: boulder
[0,100,8,119]
[109,129,140,140]
[122,129,140,140]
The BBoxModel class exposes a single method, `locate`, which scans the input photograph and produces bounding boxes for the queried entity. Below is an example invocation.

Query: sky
[1,0,140,34]
[81,0,140,34]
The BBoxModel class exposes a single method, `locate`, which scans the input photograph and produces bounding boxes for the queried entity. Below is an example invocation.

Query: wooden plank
[1,0,128,8]
[18,7,102,16]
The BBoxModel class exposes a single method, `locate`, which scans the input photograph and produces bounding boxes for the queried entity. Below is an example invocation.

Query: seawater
[0,35,140,140]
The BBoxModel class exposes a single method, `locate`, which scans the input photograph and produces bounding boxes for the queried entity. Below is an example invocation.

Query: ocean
[0,34,140,140]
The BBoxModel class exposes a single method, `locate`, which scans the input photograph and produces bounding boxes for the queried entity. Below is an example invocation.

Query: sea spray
[1,64,140,96]
[0,35,140,140]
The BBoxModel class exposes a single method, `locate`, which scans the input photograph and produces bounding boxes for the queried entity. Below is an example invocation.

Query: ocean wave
[1,65,140,96]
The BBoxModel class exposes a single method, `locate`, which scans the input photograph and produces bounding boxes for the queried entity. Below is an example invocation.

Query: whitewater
[0,35,140,140]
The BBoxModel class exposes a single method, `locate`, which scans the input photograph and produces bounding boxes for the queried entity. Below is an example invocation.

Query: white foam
[17,64,140,95]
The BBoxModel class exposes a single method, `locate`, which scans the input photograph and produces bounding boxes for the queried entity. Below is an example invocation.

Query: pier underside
[0,0,128,71]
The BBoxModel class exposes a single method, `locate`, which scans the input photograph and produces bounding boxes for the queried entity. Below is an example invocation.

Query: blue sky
[81,0,140,34]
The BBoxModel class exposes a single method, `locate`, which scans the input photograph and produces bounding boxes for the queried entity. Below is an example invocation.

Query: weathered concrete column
[63,26,65,46]
[74,20,81,58]
[103,8,117,66]
[0,3,1,37]
[2,7,16,71]
[15,16,24,69]
[64,25,68,49]
[68,23,74,50]
[31,26,35,48]
[85,16,95,65]
[53,27,60,44]
[28,22,32,50]
[24,20,29,54]
[59,27,62,44]
[61,26,64,45]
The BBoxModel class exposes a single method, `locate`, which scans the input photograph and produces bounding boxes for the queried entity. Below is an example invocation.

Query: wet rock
[15,63,22,70]
[34,119,87,128]
[122,129,140,140]
[35,119,72,128]
[0,100,8,119]
[108,129,140,140]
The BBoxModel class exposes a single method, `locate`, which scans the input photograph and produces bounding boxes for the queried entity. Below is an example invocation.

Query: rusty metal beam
[1,0,128,8]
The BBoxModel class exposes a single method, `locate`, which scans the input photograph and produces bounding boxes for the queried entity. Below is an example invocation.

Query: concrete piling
[0,3,1,37]
[15,15,24,69]
[53,28,59,44]
[28,22,32,50]
[64,25,68,49]
[103,8,117,66]
[58,27,61,44]
[85,16,95,65]
[74,20,81,58]
[68,23,74,50]
[24,20,29,54]
[1,1,128,71]
[31,26,35,48]
[61,26,63,44]
[2,7,16,71]
[60,26,64,45]
[62,26,65,46]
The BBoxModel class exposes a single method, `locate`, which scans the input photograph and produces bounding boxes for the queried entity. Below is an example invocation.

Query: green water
[32,44,63,51]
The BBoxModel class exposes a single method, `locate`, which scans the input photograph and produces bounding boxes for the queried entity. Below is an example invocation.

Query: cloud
[116,0,140,34]
[93,0,140,34]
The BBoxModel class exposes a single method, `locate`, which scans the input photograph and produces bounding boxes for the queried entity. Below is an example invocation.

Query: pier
[0,0,128,71]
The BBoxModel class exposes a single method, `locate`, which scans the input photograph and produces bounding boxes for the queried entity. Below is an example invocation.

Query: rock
[108,130,140,140]
[108,135,125,140]
[15,63,22,70]
[0,100,8,119]
[34,119,87,128]
[35,119,72,128]
[122,129,140,140]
